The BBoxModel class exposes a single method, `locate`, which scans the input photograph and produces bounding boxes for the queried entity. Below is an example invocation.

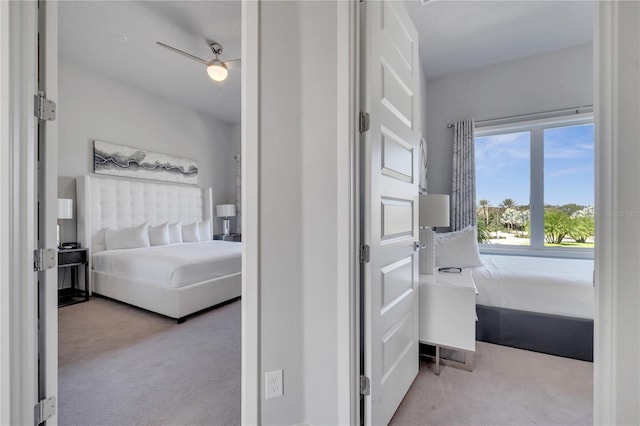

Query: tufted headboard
[76,175,213,254]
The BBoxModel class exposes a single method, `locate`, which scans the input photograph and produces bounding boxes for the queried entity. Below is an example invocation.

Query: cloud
[545,145,593,160]
[475,133,529,174]
[545,167,590,178]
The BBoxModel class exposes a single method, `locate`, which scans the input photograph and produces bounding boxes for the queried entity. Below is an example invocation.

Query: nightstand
[419,269,477,374]
[213,233,241,242]
[58,248,89,307]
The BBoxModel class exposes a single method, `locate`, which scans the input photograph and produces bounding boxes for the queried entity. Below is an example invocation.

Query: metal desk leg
[434,345,441,376]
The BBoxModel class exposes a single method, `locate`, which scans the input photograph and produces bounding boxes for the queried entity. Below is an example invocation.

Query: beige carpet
[391,342,593,425]
[58,297,241,426]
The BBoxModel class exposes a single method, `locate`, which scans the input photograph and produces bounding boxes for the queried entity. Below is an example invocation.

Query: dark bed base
[476,305,593,362]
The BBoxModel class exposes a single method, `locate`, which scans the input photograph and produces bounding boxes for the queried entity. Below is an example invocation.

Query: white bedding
[472,254,595,320]
[92,241,242,289]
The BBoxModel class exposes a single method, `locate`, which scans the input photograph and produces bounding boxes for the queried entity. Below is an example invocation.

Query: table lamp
[57,198,73,248]
[419,194,450,275]
[216,204,236,236]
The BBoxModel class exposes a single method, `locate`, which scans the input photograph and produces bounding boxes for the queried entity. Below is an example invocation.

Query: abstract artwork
[93,140,198,185]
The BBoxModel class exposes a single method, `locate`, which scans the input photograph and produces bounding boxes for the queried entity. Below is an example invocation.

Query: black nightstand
[213,233,242,242]
[58,248,89,307]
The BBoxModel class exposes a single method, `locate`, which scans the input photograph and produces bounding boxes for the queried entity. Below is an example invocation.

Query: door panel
[381,127,414,182]
[362,0,419,424]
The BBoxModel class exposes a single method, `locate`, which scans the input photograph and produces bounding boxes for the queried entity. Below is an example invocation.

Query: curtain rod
[446,105,594,128]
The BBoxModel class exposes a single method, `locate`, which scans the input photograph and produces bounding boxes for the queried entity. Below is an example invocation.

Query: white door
[361,0,420,424]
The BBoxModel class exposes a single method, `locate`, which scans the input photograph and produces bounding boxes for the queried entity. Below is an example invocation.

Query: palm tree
[478,199,490,226]
[500,198,516,209]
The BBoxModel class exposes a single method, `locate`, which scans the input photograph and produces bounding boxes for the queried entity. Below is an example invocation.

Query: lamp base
[222,218,230,236]
[419,227,435,275]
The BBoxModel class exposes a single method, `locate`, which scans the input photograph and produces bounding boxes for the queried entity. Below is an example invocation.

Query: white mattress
[92,241,242,289]
[472,254,595,320]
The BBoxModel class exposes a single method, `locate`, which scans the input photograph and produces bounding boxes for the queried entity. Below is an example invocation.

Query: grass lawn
[544,242,595,248]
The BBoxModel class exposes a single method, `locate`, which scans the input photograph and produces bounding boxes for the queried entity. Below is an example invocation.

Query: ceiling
[405,0,595,79]
[59,1,593,121]
[59,1,241,123]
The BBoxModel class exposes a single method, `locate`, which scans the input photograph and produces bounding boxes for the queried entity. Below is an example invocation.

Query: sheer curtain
[451,119,476,231]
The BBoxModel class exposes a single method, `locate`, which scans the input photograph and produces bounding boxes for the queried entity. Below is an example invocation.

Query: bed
[76,175,242,322]
[472,254,595,361]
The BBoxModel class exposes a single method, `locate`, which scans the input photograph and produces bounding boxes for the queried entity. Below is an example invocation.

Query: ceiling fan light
[207,59,228,82]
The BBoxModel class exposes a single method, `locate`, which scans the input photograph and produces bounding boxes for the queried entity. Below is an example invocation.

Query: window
[475,115,594,253]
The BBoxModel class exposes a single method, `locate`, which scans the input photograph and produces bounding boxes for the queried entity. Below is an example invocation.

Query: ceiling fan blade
[156,42,209,66]
[224,58,242,70]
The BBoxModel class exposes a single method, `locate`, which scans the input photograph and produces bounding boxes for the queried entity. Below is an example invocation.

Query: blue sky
[475,124,594,207]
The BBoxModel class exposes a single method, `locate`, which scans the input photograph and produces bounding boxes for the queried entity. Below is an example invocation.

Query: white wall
[425,43,593,196]
[299,1,340,425]
[255,1,347,424]
[258,2,304,423]
[231,122,241,155]
[58,60,238,237]
[231,122,241,234]
[419,59,428,143]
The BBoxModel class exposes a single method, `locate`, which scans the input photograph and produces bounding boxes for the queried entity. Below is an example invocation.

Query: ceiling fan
[156,41,240,82]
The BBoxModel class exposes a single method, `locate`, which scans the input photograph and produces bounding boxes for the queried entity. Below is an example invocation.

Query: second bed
[472,254,594,361]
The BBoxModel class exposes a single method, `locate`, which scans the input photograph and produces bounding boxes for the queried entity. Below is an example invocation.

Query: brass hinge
[35,396,56,424]
[34,248,57,272]
[34,92,56,121]
[359,112,370,133]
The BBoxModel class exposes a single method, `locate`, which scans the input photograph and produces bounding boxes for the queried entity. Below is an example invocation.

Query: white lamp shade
[419,194,450,227]
[216,204,236,218]
[58,198,73,220]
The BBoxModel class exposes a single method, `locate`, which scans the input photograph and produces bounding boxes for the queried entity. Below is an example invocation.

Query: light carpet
[58,297,240,426]
[391,341,593,425]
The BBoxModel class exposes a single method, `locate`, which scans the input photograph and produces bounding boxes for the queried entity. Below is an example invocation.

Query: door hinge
[359,111,370,133]
[34,248,57,272]
[360,375,371,396]
[34,92,56,121]
[35,396,56,424]
[360,244,370,264]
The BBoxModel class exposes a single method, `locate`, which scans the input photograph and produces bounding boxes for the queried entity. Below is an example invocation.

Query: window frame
[475,113,594,259]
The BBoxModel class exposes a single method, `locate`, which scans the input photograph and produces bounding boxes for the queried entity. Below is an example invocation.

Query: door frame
[37,1,60,424]
[0,1,40,424]
[594,2,640,423]
[336,1,361,424]
[241,0,260,423]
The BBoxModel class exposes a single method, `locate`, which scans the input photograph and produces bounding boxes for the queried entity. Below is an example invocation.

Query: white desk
[419,269,477,374]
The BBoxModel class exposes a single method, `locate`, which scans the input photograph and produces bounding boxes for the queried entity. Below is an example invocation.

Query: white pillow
[168,222,183,244]
[104,223,150,250]
[182,222,201,242]
[198,219,212,241]
[148,222,169,246]
[434,225,483,268]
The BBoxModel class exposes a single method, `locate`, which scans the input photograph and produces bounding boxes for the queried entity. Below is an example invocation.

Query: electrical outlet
[265,369,283,399]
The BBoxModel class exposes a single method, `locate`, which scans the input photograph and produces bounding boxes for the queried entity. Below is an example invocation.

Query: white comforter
[92,241,242,289]
[472,254,595,319]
